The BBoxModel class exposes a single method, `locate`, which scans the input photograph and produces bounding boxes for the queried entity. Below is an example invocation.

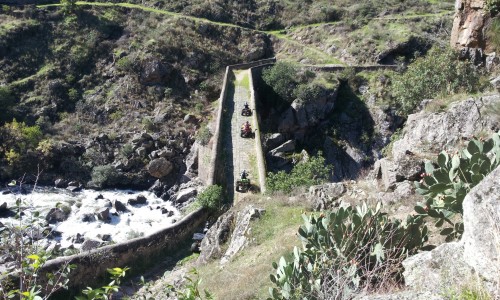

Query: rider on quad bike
[241,121,252,137]
[242,102,252,116]
[236,169,250,192]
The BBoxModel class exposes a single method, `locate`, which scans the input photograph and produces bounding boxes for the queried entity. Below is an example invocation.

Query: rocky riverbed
[0,187,181,254]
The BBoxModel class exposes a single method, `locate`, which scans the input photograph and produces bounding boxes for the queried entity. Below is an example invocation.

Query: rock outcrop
[197,211,235,264]
[402,165,500,298]
[392,95,500,161]
[277,87,338,136]
[220,206,265,264]
[374,96,500,190]
[305,182,346,211]
[198,205,265,265]
[451,0,490,51]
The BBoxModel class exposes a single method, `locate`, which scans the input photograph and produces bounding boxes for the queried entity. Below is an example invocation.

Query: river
[0,186,181,250]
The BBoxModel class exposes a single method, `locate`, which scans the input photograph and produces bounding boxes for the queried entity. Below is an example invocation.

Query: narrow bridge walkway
[221,69,261,203]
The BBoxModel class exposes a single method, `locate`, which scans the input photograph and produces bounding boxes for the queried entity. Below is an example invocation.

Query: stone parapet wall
[205,58,276,187]
[306,64,398,72]
[206,67,231,186]
[250,65,273,193]
[40,208,209,295]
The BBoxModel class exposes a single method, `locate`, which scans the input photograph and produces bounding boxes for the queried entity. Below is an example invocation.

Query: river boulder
[45,208,69,224]
[148,158,174,178]
[114,200,128,212]
[97,208,110,222]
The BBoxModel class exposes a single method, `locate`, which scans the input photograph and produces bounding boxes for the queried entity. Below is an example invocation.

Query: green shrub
[120,143,134,158]
[487,17,500,52]
[76,267,130,300]
[269,203,428,299]
[486,0,500,15]
[68,88,79,102]
[116,56,134,72]
[293,83,323,103]
[196,126,212,146]
[414,131,500,241]
[196,185,223,211]
[60,0,78,14]
[266,152,332,194]
[391,47,482,115]
[141,117,155,131]
[165,268,214,300]
[1,119,43,159]
[91,165,120,188]
[262,62,299,103]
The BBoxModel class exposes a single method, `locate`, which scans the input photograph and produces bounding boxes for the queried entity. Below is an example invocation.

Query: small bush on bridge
[266,152,332,194]
[197,185,223,211]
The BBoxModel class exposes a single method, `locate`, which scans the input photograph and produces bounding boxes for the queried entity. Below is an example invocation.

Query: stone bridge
[200,58,275,202]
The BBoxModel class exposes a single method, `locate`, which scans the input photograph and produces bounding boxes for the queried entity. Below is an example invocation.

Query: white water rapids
[0,187,181,250]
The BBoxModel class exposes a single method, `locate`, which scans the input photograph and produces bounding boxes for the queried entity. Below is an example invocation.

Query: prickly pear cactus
[269,203,428,300]
[414,131,500,241]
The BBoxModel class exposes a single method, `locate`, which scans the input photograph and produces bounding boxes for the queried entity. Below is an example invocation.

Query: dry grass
[191,195,304,299]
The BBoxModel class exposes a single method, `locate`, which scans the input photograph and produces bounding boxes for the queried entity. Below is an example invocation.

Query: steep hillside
[1,0,499,299]
[0,5,271,189]
[0,0,456,190]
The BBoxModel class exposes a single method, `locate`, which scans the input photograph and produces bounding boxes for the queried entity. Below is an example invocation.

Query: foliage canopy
[266,152,332,194]
[391,47,482,115]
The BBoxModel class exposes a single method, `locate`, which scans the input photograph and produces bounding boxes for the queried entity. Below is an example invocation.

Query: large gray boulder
[140,58,171,86]
[220,205,265,264]
[461,165,500,286]
[401,165,500,298]
[392,95,500,161]
[45,208,69,224]
[175,187,197,204]
[147,158,173,178]
[402,242,472,295]
[0,202,9,214]
[270,140,295,156]
[306,183,346,211]
[197,211,236,264]
[323,138,366,181]
[265,133,287,151]
[373,157,423,191]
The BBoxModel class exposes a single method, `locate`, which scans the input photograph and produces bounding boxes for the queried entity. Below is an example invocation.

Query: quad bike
[236,178,251,192]
[241,106,252,116]
[240,125,254,138]
[240,128,254,138]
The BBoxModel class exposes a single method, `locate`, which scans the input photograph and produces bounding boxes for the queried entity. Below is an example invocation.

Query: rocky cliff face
[374,95,500,193]
[451,0,488,49]
[401,165,500,299]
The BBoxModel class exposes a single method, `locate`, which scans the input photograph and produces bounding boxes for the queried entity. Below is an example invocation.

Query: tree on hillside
[60,0,77,14]
[262,62,299,103]
[391,47,482,115]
